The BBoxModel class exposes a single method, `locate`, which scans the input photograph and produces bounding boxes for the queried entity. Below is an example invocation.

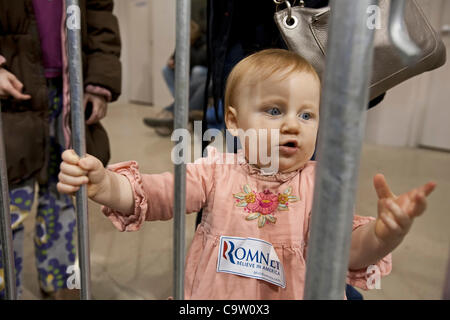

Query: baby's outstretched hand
[373,173,436,244]
[57,149,107,198]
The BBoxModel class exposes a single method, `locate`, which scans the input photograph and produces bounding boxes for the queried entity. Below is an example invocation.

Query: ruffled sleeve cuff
[101,161,148,232]
[346,215,393,290]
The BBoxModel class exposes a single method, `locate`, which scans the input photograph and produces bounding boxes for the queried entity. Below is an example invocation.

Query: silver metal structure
[0,103,16,300]
[173,0,191,300]
[65,0,91,300]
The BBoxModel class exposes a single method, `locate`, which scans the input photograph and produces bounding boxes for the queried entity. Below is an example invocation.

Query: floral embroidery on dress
[233,184,299,228]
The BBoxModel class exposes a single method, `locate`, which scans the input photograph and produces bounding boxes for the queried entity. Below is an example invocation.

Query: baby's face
[229,71,320,173]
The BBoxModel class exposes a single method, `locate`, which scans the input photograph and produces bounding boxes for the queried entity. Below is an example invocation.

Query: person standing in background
[143,20,207,136]
[0,0,121,300]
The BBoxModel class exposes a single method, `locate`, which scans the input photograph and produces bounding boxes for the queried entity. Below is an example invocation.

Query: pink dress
[102,146,392,299]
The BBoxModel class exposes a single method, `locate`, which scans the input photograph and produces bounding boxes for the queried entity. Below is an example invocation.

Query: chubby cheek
[302,132,318,160]
[236,113,258,130]
[277,149,310,172]
[241,134,276,167]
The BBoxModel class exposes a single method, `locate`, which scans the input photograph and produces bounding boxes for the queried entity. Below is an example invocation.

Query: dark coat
[0,0,122,184]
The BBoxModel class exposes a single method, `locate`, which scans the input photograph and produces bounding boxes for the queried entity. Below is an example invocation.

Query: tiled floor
[19,102,450,300]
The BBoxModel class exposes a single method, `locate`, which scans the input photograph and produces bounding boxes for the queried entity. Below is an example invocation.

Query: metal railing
[0,101,16,300]
[303,0,378,299]
[303,0,424,299]
[65,0,91,300]
[173,0,191,301]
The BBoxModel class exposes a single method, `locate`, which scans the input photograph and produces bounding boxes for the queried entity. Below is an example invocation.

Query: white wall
[150,0,177,107]
[114,0,176,107]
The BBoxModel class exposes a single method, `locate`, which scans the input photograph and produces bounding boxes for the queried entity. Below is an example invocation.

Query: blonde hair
[224,49,320,110]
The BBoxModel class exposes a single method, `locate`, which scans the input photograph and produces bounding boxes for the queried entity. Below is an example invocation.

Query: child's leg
[34,79,76,294]
[188,66,208,112]
[0,226,25,299]
[0,179,35,299]
[35,179,76,293]
[162,65,176,97]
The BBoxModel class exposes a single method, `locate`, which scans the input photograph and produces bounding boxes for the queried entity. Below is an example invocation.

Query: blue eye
[266,108,282,116]
[300,112,311,120]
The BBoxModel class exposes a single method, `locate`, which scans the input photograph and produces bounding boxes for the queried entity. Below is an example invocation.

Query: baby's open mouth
[278,140,298,155]
[280,140,298,148]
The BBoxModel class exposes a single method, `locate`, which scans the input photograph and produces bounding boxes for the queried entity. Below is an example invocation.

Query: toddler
[57,49,435,299]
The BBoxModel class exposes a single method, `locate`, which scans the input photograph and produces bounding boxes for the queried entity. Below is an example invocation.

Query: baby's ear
[225,105,239,136]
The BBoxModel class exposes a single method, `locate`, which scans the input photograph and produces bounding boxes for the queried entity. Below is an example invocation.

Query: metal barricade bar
[173,0,191,300]
[303,0,377,299]
[65,0,91,300]
[443,249,450,300]
[0,103,17,300]
[303,0,427,299]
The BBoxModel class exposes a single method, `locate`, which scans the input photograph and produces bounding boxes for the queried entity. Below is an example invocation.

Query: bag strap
[273,0,305,8]
[274,0,304,25]
[274,0,305,29]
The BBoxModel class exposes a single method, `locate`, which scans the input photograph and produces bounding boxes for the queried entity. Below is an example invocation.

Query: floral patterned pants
[0,78,76,298]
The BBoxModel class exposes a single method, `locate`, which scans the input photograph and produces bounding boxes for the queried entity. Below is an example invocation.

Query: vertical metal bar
[443,249,450,300]
[65,0,91,300]
[0,105,17,300]
[173,0,191,300]
[304,0,377,299]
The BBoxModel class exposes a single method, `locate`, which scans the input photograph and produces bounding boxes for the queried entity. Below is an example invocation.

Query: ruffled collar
[236,148,303,182]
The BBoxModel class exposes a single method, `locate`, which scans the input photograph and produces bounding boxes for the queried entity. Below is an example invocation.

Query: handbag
[273,0,446,100]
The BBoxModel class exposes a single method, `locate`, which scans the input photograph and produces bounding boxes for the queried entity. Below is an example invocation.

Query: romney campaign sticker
[217,236,286,288]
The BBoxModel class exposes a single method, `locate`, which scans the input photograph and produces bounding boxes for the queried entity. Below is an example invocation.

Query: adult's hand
[167,57,175,69]
[0,68,31,100]
[84,92,107,125]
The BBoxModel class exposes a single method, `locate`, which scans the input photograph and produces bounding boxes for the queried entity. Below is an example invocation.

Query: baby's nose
[281,115,301,133]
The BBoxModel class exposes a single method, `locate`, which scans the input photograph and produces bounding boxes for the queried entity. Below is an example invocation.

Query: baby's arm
[348,174,436,270]
[57,150,134,215]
